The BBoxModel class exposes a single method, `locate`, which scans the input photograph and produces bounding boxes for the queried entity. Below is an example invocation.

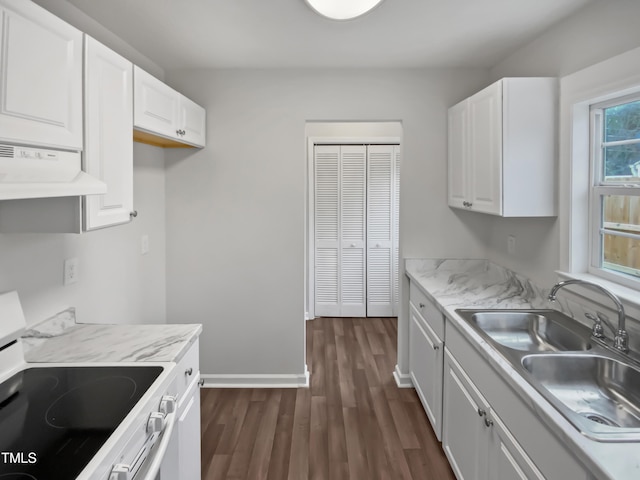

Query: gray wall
[471,0,640,288]
[164,68,490,378]
[0,144,167,326]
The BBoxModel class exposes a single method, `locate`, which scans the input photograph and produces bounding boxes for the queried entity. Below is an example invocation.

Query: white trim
[393,364,413,388]
[561,45,640,291]
[306,135,401,319]
[200,364,310,388]
[310,136,401,145]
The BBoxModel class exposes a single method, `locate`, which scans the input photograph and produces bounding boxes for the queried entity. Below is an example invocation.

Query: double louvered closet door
[314,144,399,317]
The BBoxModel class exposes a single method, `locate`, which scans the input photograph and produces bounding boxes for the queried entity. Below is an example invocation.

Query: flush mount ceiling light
[305,0,385,20]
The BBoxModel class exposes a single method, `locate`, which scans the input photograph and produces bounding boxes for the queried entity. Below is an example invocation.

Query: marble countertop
[405,258,640,480]
[22,308,202,364]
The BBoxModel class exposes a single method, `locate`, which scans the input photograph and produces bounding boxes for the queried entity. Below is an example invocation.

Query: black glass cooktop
[0,366,163,479]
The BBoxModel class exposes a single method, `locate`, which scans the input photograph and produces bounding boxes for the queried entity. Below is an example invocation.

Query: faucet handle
[614,330,630,353]
[585,312,605,339]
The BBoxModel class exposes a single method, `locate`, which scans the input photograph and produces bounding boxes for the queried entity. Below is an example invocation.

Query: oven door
[107,406,177,480]
[130,410,178,480]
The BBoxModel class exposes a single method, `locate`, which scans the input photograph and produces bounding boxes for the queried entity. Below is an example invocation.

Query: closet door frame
[307,136,401,320]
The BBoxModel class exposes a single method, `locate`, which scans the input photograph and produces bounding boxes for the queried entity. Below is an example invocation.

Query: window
[590,96,640,286]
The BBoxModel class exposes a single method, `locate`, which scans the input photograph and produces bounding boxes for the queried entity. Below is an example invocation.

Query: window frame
[588,95,640,289]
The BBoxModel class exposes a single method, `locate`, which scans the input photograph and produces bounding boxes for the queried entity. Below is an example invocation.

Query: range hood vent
[0,144,106,200]
[0,145,14,158]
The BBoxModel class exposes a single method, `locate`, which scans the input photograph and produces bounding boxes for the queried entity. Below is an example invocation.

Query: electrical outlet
[141,235,150,255]
[507,235,516,255]
[63,258,79,286]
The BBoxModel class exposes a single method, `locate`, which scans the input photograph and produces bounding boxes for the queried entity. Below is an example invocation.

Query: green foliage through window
[603,100,640,178]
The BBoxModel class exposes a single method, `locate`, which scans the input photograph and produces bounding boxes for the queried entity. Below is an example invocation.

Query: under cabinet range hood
[0,144,106,200]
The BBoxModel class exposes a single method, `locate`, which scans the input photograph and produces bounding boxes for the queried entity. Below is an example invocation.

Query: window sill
[555,270,640,321]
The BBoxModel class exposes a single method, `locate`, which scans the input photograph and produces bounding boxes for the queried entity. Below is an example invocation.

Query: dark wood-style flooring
[200,317,455,480]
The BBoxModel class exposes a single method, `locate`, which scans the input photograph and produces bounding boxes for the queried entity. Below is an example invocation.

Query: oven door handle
[135,410,177,480]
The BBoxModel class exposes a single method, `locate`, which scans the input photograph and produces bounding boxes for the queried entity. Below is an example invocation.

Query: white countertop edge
[405,267,640,480]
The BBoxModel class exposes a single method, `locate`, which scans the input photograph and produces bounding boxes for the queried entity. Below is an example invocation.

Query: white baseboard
[200,364,310,388]
[393,364,413,388]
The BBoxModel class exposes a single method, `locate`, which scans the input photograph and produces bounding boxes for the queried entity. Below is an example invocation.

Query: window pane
[602,195,640,277]
[603,233,640,278]
[605,100,640,142]
[603,144,640,180]
[603,100,640,181]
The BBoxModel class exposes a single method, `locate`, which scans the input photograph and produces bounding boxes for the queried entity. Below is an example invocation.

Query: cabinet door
[488,411,545,480]
[84,36,133,230]
[442,350,489,480]
[178,387,202,480]
[366,145,398,317]
[0,1,82,149]
[409,304,443,439]
[448,100,468,209]
[179,96,206,147]
[314,145,367,317]
[134,66,180,140]
[468,81,502,215]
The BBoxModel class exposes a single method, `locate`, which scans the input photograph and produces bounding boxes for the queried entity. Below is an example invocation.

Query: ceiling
[66,0,594,71]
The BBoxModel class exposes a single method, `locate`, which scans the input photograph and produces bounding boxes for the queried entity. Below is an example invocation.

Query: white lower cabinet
[161,340,201,480]
[176,380,201,480]
[489,412,544,480]
[444,320,589,480]
[409,302,443,439]
[443,349,543,480]
[442,349,489,479]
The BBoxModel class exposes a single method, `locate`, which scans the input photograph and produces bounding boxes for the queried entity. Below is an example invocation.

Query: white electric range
[0,291,180,480]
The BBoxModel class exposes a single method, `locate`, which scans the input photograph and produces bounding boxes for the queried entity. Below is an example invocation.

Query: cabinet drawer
[175,341,199,405]
[409,281,444,339]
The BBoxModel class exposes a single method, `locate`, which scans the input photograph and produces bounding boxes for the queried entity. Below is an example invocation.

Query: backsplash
[21,307,76,354]
[405,258,549,308]
[404,258,640,354]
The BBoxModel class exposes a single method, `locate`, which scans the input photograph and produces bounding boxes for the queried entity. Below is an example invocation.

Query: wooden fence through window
[603,193,640,275]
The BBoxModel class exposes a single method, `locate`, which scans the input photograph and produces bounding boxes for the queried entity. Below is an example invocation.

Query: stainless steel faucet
[548,279,629,353]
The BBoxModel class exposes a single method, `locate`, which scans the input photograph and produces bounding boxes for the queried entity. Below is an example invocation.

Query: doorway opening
[305,121,402,319]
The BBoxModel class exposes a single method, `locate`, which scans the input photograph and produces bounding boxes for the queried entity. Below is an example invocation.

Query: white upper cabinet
[179,95,207,148]
[468,81,503,215]
[448,78,557,217]
[84,36,134,230]
[133,66,179,140]
[447,101,468,210]
[0,0,83,150]
[133,66,206,148]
